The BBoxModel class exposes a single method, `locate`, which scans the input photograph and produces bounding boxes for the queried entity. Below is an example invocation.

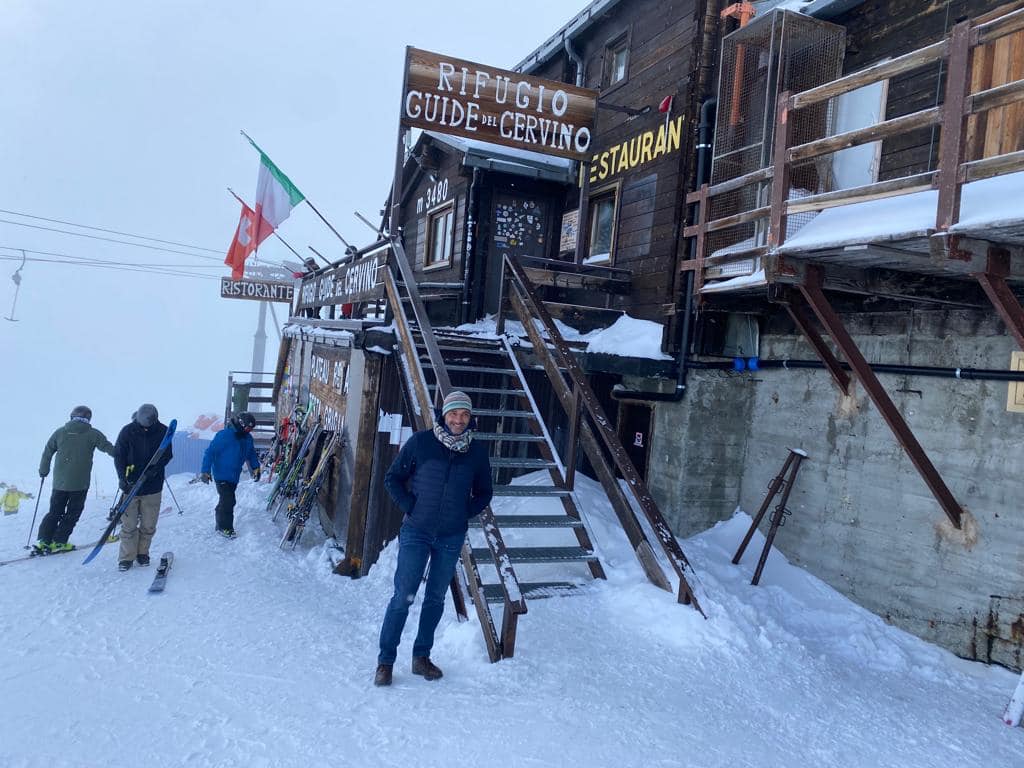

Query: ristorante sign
[220,277,295,303]
[401,47,599,161]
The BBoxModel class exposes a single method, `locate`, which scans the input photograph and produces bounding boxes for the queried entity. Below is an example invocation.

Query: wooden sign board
[297,249,386,311]
[220,277,295,303]
[308,344,349,432]
[401,47,599,161]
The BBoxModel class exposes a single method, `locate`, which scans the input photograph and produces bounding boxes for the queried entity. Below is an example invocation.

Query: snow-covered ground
[1,470,1021,768]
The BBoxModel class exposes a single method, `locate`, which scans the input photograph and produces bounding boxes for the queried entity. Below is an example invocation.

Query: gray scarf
[433,422,473,453]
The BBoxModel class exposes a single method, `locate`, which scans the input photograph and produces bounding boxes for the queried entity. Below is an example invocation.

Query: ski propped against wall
[82,419,177,565]
[1004,671,1024,726]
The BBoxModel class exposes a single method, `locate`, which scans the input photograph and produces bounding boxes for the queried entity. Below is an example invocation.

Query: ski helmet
[70,405,92,421]
[233,412,256,432]
[135,403,159,428]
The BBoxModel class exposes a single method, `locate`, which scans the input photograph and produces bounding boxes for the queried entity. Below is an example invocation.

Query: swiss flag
[225,201,258,280]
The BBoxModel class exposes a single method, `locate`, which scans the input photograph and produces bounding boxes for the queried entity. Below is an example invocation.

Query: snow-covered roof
[779,171,1024,253]
[426,132,574,183]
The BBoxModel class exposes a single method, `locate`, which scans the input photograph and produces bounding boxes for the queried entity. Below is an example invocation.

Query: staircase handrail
[381,238,527,658]
[502,254,706,615]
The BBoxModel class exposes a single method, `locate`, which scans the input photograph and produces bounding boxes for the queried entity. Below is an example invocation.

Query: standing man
[36,405,116,553]
[200,412,260,538]
[113,404,172,572]
[374,391,492,687]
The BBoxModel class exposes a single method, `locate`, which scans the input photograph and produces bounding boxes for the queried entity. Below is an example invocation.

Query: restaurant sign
[220,277,295,303]
[401,47,599,161]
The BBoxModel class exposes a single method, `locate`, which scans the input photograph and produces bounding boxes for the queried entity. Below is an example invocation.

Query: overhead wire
[0,212,295,269]
[0,247,221,281]
[0,207,224,253]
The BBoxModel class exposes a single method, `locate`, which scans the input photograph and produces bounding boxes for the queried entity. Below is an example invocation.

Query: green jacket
[39,420,116,491]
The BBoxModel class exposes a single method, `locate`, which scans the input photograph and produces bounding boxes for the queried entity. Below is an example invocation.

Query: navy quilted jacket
[384,429,493,536]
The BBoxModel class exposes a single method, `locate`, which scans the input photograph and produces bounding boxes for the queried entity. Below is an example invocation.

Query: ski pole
[164,480,184,515]
[23,476,45,549]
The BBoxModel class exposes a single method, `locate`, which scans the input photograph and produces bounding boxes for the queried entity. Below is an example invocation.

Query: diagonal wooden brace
[798,266,964,529]
[779,288,851,395]
[975,248,1024,352]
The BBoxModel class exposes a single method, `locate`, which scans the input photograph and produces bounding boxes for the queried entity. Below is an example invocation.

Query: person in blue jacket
[374,390,493,687]
[200,412,260,538]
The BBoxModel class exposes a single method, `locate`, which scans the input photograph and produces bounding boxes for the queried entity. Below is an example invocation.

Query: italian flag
[248,138,305,248]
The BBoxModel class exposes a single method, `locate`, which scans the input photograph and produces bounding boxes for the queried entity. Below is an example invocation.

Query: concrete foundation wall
[649,309,1024,669]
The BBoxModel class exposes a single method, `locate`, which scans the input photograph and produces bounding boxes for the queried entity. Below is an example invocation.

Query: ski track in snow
[0,473,1021,768]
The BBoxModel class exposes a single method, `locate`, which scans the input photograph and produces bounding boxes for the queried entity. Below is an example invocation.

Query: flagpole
[226,187,300,270]
[239,129,353,251]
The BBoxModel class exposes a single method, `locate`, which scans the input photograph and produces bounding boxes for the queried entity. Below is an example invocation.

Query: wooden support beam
[975,247,1024,350]
[797,266,964,529]
[768,92,793,250]
[935,21,972,232]
[780,290,851,395]
[788,106,941,165]
[333,352,384,578]
[790,40,948,110]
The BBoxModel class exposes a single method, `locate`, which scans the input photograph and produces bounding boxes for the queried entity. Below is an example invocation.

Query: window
[606,36,629,87]
[585,187,617,265]
[425,204,454,267]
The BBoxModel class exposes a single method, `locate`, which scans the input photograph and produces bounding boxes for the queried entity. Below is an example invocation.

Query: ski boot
[49,542,75,553]
[31,540,51,557]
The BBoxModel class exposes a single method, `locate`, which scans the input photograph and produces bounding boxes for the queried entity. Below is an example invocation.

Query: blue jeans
[377,524,465,665]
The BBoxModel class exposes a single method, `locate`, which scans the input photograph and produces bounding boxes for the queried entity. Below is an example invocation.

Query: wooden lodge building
[263,0,1024,669]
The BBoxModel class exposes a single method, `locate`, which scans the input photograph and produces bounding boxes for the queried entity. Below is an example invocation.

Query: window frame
[602,31,631,92]
[584,180,621,266]
[424,201,455,270]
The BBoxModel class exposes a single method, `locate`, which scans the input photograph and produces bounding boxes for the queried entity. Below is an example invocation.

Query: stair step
[428,364,516,376]
[474,432,545,442]
[480,581,583,604]
[492,486,570,497]
[428,385,527,397]
[473,409,535,419]
[417,342,506,356]
[473,514,583,529]
[471,546,597,564]
[489,457,557,469]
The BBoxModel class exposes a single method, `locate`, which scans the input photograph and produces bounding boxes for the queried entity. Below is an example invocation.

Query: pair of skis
[83,419,177,565]
[281,431,339,549]
[268,421,322,517]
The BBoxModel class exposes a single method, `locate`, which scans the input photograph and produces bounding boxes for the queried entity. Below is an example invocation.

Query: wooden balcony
[682,6,1024,307]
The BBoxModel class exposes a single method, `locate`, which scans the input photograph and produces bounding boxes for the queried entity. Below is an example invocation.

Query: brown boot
[374,664,393,687]
[411,656,443,680]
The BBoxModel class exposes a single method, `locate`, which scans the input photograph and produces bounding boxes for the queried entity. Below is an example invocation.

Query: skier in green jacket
[36,405,115,553]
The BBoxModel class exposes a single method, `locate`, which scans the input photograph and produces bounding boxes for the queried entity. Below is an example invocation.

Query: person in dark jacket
[113,404,172,571]
[36,405,115,553]
[200,412,260,538]
[374,390,492,687]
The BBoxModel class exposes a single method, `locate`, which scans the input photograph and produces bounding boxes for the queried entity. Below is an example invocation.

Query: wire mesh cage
[706,9,846,279]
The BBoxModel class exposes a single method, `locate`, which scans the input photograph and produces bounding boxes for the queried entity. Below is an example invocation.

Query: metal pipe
[612,358,1024,401]
[668,96,719,402]
[461,168,481,324]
